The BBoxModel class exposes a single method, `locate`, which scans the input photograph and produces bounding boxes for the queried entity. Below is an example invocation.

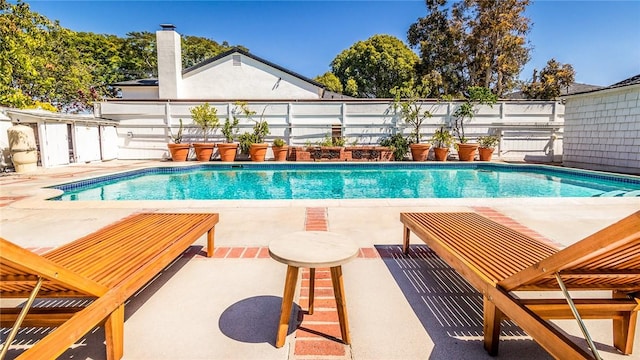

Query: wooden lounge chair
[0,212,218,360]
[401,211,640,360]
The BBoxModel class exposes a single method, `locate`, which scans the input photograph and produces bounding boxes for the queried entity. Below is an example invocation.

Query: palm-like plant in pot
[216,102,243,162]
[167,118,190,161]
[190,103,219,161]
[451,86,497,161]
[239,106,270,162]
[430,127,454,161]
[393,86,432,161]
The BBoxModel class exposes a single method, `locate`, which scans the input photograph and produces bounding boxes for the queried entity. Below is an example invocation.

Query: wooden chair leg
[402,226,411,254]
[276,265,299,348]
[308,268,315,315]
[206,227,215,258]
[613,291,637,354]
[105,304,124,360]
[483,296,502,356]
[331,265,351,344]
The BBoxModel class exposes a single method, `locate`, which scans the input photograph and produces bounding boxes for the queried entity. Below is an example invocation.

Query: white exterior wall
[563,85,640,175]
[98,100,564,162]
[120,87,159,100]
[181,54,320,99]
[3,109,117,169]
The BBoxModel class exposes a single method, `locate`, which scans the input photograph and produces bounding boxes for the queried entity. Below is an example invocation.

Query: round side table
[268,231,359,348]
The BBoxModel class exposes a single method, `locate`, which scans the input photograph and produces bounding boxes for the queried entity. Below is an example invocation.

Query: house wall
[181,54,321,99]
[97,100,564,162]
[563,84,640,175]
[120,87,159,100]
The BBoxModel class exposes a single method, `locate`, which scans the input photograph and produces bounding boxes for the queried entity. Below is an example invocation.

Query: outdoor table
[268,231,359,348]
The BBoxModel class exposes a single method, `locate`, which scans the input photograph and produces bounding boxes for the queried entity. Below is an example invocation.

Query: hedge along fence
[97,99,564,162]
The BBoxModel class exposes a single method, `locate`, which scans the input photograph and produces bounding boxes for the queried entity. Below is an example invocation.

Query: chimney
[156,24,181,99]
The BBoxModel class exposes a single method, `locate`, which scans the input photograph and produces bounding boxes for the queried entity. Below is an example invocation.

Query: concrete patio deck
[1,160,639,360]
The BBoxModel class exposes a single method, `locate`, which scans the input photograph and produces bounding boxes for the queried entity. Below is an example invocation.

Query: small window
[232,55,241,66]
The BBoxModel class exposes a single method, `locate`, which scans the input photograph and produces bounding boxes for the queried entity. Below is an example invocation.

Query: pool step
[596,190,640,197]
[597,190,627,197]
[623,190,640,197]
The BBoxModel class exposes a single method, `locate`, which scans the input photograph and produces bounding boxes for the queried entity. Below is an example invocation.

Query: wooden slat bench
[0,212,219,360]
[401,211,640,360]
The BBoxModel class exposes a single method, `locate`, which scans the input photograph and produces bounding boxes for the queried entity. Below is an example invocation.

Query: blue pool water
[50,163,640,201]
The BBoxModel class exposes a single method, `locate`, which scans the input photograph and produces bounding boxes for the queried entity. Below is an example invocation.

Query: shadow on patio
[375,244,622,360]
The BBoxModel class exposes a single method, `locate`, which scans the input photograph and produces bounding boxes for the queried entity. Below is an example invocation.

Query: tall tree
[182,36,243,69]
[407,0,465,97]
[119,31,157,80]
[0,0,93,111]
[522,58,575,99]
[461,0,531,95]
[73,31,125,98]
[331,34,419,98]
[408,0,531,97]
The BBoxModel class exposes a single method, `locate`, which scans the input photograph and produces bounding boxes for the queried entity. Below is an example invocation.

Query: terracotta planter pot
[192,143,215,162]
[272,145,289,161]
[457,143,478,161]
[167,143,190,162]
[433,147,449,161]
[410,143,431,161]
[478,147,495,161]
[216,143,238,162]
[249,143,268,162]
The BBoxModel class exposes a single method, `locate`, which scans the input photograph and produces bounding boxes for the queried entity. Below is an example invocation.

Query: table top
[268,231,359,268]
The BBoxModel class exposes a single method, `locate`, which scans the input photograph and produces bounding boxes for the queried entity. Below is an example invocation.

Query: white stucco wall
[119,87,159,100]
[181,53,321,100]
[563,84,640,175]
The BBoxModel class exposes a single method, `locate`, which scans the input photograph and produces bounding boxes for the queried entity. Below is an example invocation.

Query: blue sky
[26,0,640,87]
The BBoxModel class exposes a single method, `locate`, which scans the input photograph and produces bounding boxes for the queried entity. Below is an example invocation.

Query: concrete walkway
[1,160,639,359]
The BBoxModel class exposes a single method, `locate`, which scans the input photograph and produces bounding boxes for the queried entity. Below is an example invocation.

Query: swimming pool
[49,163,640,201]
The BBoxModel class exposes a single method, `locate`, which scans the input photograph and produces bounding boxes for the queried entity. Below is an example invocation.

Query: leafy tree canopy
[0,0,244,112]
[314,72,343,93]
[521,58,575,99]
[331,34,419,98]
[408,0,532,97]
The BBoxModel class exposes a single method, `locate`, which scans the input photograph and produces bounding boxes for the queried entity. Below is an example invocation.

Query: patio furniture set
[1,210,638,359]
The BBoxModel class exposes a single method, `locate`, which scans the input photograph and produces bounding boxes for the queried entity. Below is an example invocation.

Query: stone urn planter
[192,143,215,162]
[7,124,38,173]
[272,145,289,161]
[217,143,238,162]
[167,143,190,162]
[249,143,268,162]
[456,143,478,161]
[409,143,431,161]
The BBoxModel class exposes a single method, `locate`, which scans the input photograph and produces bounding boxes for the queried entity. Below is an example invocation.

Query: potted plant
[430,127,454,161]
[477,135,500,161]
[190,103,219,161]
[272,137,288,161]
[393,87,432,161]
[167,118,190,161]
[217,102,242,162]
[238,106,270,162]
[451,86,497,161]
[380,133,410,161]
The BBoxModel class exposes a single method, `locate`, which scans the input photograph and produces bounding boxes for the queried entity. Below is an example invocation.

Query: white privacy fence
[97,100,564,162]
